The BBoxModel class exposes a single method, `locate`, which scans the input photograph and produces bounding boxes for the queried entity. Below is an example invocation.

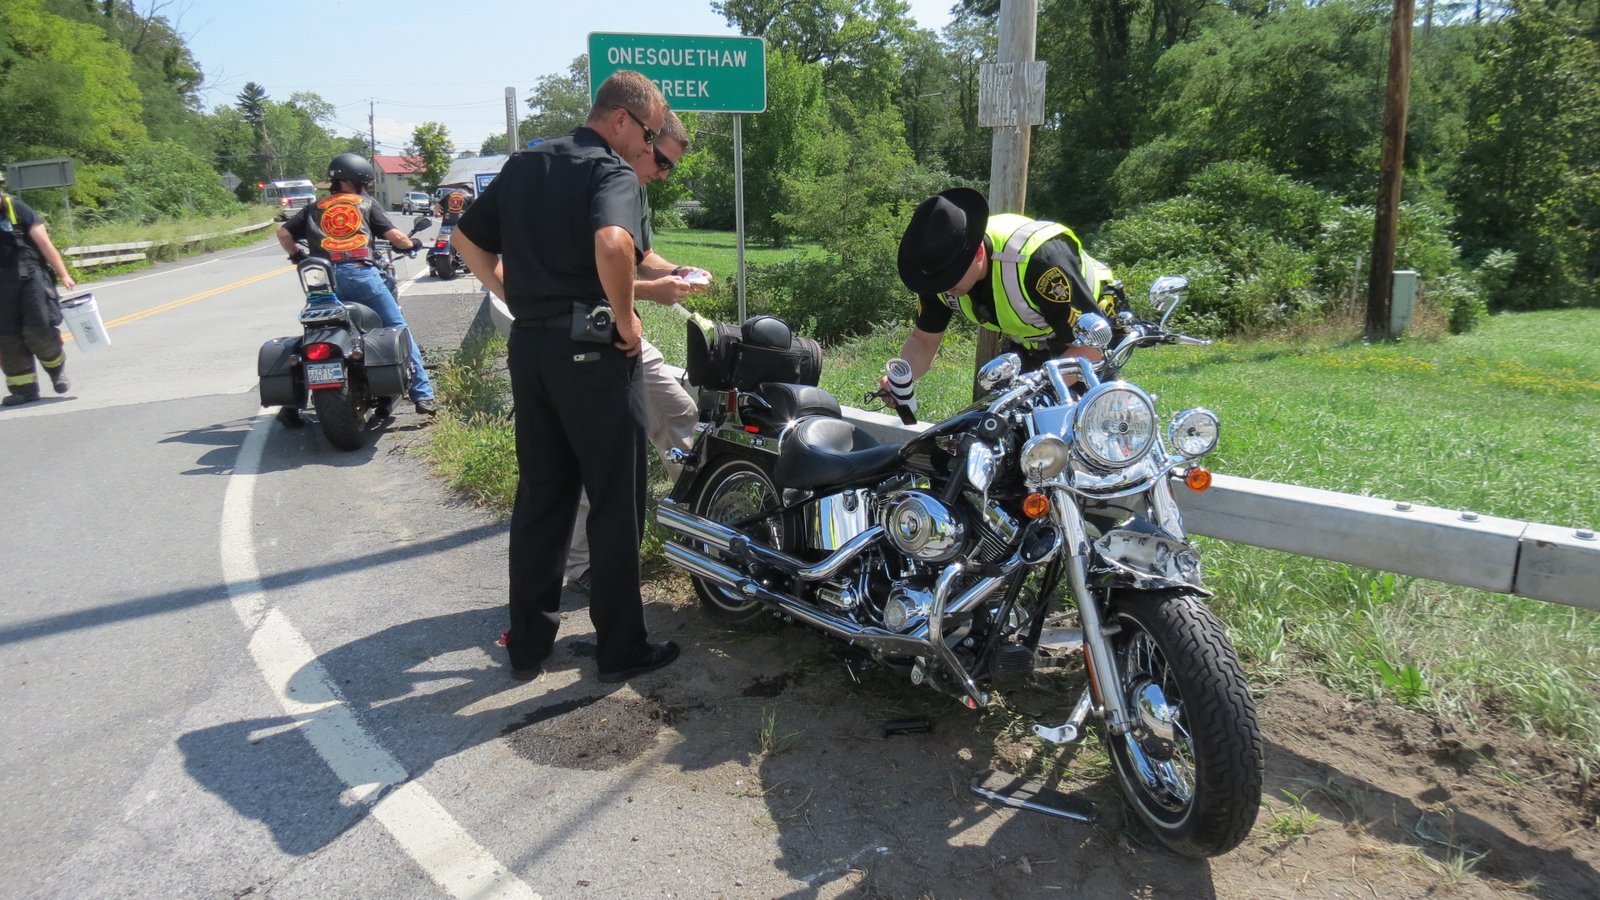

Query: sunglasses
[652,145,676,174]
[611,105,656,144]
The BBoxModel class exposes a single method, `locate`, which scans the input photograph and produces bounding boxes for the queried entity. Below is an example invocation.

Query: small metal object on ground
[970,769,1098,823]
[881,718,932,737]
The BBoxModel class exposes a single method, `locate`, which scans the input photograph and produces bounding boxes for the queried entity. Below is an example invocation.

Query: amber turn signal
[1185,466,1213,492]
[1022,492,1051,519]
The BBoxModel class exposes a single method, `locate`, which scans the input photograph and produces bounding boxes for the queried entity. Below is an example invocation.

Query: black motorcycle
[656,277,1263,858]
[258,218,431,450]
[427,222,468,281]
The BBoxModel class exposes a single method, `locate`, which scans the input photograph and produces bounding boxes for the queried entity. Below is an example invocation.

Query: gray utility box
[1391,269,1419,335]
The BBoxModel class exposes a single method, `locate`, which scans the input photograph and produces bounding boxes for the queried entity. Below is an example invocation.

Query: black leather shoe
[275,406,305,428]
[414,397,439,416]
[510,662,543,681]
[597,640,680,683]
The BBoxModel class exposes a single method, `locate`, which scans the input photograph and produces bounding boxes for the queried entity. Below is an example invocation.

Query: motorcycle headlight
[1074,383,1157,469]
[1020,434,1071,481]
[1169,407,1220,459]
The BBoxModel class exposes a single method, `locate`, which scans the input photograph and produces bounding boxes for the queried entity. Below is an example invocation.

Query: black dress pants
[505,324,648,673]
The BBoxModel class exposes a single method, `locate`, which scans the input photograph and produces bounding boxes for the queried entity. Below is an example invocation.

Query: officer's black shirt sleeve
[1024,236,1100,345]
[456,127,641,316]
[912,293,954,333]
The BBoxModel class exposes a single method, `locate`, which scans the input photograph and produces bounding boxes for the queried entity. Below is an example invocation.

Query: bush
[1097,160,1487,335]
[107,140,242,223]
[750,224,905,342]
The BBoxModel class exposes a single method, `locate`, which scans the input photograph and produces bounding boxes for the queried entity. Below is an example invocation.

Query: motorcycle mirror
[1149,275,1189,326]
[411,216,433,233]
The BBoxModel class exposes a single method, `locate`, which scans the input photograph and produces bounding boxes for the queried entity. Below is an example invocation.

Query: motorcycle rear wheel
[688,457,784,626]
[1104,590,1262,858]
[311,383,368,451]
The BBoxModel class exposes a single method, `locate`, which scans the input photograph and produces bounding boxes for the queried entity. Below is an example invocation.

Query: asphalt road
[0,235,1142,899]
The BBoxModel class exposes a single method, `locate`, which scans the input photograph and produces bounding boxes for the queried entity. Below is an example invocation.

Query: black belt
[514,314,573,329]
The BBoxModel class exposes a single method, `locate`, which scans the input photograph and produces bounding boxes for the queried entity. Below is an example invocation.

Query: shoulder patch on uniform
[1035,266,1072,303]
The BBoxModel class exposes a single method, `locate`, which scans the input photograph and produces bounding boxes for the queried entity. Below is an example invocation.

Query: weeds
[758,706,802,756]
[1263,789,1324,844]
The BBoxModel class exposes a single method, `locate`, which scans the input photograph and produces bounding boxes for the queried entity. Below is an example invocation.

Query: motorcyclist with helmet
[275,153,438,423]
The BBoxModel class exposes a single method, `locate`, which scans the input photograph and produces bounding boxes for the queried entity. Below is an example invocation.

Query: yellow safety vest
[953,214,1117,341]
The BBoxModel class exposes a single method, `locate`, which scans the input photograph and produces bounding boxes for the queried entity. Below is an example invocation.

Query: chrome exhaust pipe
[656,501,883,582]
[662,542,932,658]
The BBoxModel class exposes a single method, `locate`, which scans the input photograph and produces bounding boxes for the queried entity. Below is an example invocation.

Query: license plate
[305,361,345,388]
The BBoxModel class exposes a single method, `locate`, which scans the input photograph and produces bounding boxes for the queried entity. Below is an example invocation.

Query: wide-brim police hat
[897,187,989,296]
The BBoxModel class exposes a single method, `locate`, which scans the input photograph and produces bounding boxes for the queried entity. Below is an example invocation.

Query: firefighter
[0,187,76,407]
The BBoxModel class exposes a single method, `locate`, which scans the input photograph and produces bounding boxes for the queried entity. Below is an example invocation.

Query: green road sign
[588,33,766,114]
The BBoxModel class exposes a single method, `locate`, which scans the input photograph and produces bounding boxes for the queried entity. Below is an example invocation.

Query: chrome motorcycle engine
[881,491,965,563]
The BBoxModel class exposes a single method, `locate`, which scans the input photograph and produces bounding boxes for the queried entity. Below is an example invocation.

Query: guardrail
[477,292,1600,612]
[63,220,276,269]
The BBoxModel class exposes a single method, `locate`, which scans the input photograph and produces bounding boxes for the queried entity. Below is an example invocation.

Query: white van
[264,179,317,219]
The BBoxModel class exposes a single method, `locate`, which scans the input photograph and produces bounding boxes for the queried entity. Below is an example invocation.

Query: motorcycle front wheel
[688,456,784,626]
[311,383,368,451]
[1104,590,1263,858]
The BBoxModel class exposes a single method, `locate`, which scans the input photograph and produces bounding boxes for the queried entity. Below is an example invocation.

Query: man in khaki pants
[564,112,705,597]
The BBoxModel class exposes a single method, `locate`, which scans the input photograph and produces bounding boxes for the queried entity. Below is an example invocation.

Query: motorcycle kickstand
[969,687,1099,824]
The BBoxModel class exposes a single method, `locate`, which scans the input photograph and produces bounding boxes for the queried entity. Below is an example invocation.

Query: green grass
[427,229,1600,761]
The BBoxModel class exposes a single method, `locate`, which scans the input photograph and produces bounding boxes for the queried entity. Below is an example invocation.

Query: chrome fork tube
[1150,472,1187,540]
[1053,488,1133,734]
[928,562,989,709]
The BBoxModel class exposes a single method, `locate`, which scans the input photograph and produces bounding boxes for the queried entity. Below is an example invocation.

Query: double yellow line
[63,267,292,342]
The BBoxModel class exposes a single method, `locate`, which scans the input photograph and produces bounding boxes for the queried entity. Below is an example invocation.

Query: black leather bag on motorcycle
[685,313,821,391]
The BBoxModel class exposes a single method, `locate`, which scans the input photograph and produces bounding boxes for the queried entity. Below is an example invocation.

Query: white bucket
[59,293,111,351]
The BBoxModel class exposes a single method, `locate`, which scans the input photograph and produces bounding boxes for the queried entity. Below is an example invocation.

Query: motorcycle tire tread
[311,382,368,451]
[1107,590,1263,858]
[687,454,786,630]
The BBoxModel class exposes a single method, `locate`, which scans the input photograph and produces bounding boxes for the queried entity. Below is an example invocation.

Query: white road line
[221,414,539,900]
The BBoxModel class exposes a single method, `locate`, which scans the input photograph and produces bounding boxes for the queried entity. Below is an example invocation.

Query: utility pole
[505,87,520,151]
[1366,0,1415,341]
[975,0,1045,393]
[369,100,378,162]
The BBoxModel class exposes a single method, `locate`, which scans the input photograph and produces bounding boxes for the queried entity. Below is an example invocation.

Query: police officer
[452,70,679,683]
[1,187,77,407]
[276,153,438,421]
[885,188,1126,394]
[562,110,705,597]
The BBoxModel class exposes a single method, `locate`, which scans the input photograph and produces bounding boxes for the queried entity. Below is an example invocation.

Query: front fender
[1089,516,1210,594]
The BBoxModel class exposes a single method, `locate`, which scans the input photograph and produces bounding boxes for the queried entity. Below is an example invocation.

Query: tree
[0,0,148,207]
[1450,0,1600,308]
[522,56,591,142]
[405,122,454,193]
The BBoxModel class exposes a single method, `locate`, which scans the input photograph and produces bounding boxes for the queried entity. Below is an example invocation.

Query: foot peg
[970,769,1097,823]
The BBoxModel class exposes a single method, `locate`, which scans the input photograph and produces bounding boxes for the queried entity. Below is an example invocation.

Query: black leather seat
[344,302,383,333]
[774,415,902,490]
[745,383,841,433]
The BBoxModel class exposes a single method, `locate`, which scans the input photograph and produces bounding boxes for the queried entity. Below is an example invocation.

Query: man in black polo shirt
[453,70,679,684]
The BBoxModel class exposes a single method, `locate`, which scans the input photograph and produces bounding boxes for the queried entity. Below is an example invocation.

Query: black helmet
[327,153,375,188]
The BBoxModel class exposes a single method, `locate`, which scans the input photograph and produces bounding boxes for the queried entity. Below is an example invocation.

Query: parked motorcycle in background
[656,276,1264,857]
[257,218,432,450]
[427,222,468,281]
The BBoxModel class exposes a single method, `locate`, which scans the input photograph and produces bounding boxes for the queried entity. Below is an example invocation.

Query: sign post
[504,87,520,153]
[588,32,766,319]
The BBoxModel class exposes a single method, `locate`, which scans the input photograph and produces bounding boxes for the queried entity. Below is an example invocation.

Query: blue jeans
[333,262,434,402]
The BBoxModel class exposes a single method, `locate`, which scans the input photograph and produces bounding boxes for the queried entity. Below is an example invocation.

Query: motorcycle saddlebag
[258,336,301,407]
[361,325,414,398]
[685,313,822,391]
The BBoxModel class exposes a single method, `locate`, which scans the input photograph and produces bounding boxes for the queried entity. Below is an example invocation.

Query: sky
[184,0,959,158]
